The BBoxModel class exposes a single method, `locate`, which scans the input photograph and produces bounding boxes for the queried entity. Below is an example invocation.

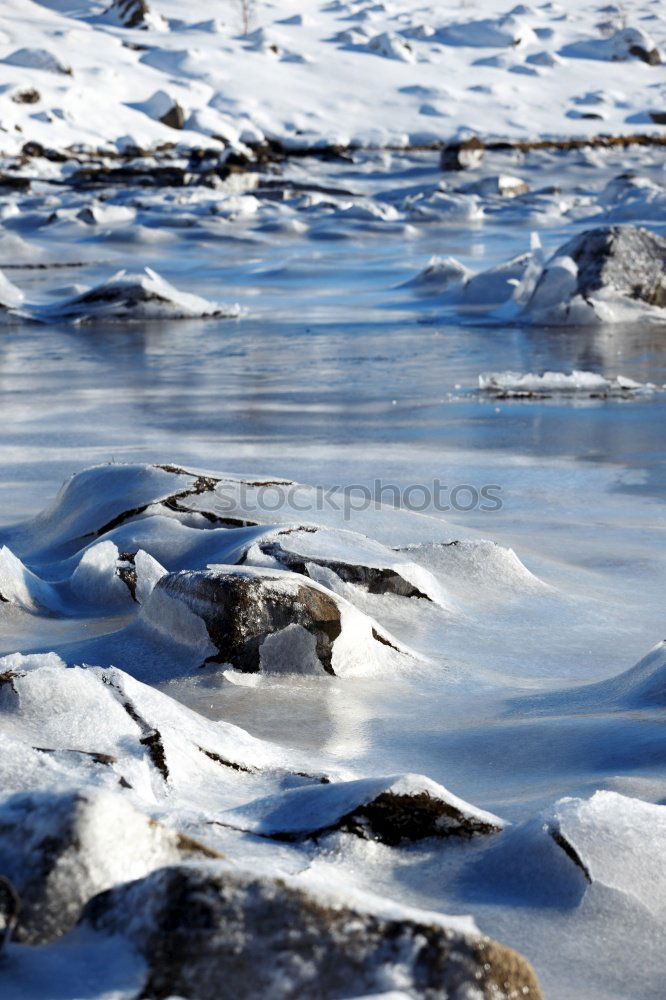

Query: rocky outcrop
[82,863,543,1000]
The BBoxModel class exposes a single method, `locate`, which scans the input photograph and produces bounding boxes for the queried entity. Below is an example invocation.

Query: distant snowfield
[0,0,664,154]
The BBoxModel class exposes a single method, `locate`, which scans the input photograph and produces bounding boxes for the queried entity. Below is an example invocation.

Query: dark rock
[440,137,485,171]
[141,566,405,675]
[629,43,661,65]
[649,111,666,124]
[11,88,40,104]
[82,864,543,1000]
[159,102,186,130]
[149,568,344,675]
[104,0,158,29]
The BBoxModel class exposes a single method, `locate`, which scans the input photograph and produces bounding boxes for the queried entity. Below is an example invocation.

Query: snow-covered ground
[0,4,665,1000]
[0,0,664,155]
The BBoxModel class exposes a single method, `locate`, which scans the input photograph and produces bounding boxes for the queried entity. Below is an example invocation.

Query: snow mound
[35,268,239,324]
[366,32,415,63]
[80,863,541,1000]
[140,565,413,678]
[0,463,202,559]
[441,15,538,48]
[479,370,663,398]
[403,256,470,296]
[221,772,504,844]
[2,48,71,75]
[550,791,666,915]
[398,540,545,601]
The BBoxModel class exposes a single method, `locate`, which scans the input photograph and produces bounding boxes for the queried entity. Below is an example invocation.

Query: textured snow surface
[0,0,663,155]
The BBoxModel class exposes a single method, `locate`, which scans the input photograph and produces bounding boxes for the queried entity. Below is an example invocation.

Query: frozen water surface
[0,147,665,999]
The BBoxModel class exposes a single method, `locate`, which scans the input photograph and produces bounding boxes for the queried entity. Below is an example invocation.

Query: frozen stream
[0,147,665,998]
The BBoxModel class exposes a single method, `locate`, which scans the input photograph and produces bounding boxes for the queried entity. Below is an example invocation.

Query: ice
[479,370,662,398]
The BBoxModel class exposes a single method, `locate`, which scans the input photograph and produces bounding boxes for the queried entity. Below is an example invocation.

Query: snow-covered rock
[241,525,448,606]
[102,0,167,32]
[0,788,214,944]
[81,863,542,1000]
[2,48,71,76]
[403,256,470,296]
[0,660,303,800]
[549,791,666,915]
[34,268,238,323]
[564,26,662,66]
[366,32,415,63]
[441,15,538,49]
[139,565,412,677]
[221,773,504,844]
[523,226,666,325]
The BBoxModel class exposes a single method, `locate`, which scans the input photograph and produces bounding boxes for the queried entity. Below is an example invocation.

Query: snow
[0,0,662,155]
[0,4,663,997]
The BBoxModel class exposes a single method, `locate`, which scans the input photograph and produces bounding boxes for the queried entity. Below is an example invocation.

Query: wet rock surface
[82,864,543,1000]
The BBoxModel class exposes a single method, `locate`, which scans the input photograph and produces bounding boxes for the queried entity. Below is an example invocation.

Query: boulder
[440,136,485,171]
[103,0,167,31]
[0,789,216,944]
[524,225,666,323]
[141,566,410,676]
[82,863,543,1000]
